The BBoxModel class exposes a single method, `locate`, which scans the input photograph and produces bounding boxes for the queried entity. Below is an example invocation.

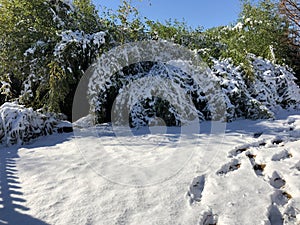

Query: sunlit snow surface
[1,111,300,225]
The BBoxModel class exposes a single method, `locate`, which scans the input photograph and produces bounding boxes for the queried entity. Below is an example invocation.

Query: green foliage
[238,0,289,61]
[100,0,148,45]
[0,0,62,95]
[48,60,69,112]
[203,0,290,79]
[73,0,100,32]
[0,1,51,68]
[145,19,208,52]
[0,0,106,118]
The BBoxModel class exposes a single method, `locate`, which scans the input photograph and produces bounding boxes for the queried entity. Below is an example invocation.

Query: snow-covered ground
[1,111,300,225]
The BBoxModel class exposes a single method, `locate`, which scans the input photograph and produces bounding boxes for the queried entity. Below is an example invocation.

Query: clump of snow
[0,102,61,146]
[54,30,105,57]
[212,58,273,120]
[113,63,205,127]
[73,114,95,128]
[24,41,46,57]
[20,73,37,102]
[233,22,244,31]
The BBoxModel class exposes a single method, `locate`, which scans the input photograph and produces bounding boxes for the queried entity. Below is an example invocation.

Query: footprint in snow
[228,140,266,157]
[199,209,218,225]
[283,201,300,224]
[253,131,263,138]
[271,190,292,206]
[271,138,284,146]
[253,163,266,176]
[271,150,292,161]
[230,147,249,157]
[268,191,293,225]
[269,171,286,189]
[216,159,241,176]
[268,204,283,225]
[246,152,266,176]
[187,175,205,205]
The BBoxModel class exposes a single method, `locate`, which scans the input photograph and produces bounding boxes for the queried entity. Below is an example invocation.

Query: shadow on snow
[0,133,73,225]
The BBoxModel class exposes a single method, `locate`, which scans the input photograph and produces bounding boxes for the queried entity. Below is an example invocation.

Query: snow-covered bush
[212,58,274,120]
[0,0,107,116]
[212,56,300,120]
[113,63,205,127]
[88,53,300,127]
[90,61,210,127]
[0,102,60,146]
[250,54,300,109]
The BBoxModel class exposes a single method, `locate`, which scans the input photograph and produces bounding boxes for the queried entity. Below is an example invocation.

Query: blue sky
[92,0,244,29]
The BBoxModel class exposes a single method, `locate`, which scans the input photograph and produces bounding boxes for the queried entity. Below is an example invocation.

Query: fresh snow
[0,111,300,224]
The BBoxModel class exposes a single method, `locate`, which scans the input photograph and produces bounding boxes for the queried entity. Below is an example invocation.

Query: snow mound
[73,114,95,128]
[0,102,60,145]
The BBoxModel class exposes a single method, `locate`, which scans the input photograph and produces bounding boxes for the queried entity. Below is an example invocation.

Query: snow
[233,22,243,31]
[245,18,252,23]
[73,114,95,128]
[0,74,12,100]
[0,111,300,224]
[20,73,36,101]
[24,41,46,57]
[113,70,200,127]
[54,30,105,57]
